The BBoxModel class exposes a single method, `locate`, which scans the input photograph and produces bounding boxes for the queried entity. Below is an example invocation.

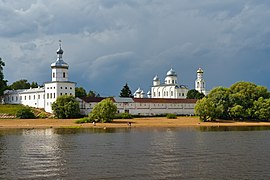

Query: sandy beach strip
[0,117,270,129]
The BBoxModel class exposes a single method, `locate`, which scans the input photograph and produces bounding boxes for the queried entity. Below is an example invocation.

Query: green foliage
[166,114,177,119]
[16,107,36,119]
[252,97,270,121]
[0,57,7,96]
[195,97,217,121]
[195,81,270,122]
[0,104,25,115]
[75,87,87,98]
[52,95,80,119]
[87,90,100,97]
[114,113,133,119]
[30,82,39,88]
[8,79,30,90]
[186,89,205,99]
[120,83,133,97]
[75,117,93,124]
[37,112,48,119]
[88,98,117,123]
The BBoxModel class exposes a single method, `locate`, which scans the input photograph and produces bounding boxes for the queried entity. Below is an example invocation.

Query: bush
[16,107,36,119]
[114,113,133,119]
[75,117,93,124]
[166,113,177,119]
[88,98,117,123]
[37,112,48,119]
[52,95,80,119]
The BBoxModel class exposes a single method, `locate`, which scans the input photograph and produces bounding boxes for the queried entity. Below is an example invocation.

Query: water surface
[0,127,269,179]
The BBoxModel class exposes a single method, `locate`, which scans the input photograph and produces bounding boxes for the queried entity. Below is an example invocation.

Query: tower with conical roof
[44,41,76,113]
[195,68,206,95]
[51,40,69,82]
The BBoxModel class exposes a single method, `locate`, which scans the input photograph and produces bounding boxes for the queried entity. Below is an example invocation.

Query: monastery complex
[3,42,207,116]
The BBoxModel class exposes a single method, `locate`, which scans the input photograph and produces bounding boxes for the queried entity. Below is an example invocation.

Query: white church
[3,42,75,113]
[134,67,207,98]
[3,41,207,115]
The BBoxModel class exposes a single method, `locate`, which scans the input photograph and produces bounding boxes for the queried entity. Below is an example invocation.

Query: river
[0,127,270,179]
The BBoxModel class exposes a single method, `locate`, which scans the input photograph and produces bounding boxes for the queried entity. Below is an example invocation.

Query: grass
[0,104,25,115]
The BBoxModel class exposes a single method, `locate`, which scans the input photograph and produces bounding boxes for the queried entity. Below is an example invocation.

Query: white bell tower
[44,40,76,113]
[195,68,206,95]
[51,40,69,82]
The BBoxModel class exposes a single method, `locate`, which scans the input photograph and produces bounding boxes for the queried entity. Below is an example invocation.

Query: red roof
[133,98,197,103]
[79,97,115,103]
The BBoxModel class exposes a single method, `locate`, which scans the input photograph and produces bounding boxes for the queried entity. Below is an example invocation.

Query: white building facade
[4,42,75,113]
[77,97,197,116]
[151,68,189,99]
[195,68,207,95]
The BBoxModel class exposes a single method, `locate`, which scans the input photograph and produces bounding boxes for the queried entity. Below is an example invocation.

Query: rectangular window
[12,96,14,101]
[53,93,55,98]
[47,93,49,99]
[63,72,66,78]
[25,96,26,100]
[53,72,55,78]
[20,96,22,100]
[29,95,31,100]
[38,95,40,99]
[171,91,173,96]
[50,93,52,99]
[33,95,35,100]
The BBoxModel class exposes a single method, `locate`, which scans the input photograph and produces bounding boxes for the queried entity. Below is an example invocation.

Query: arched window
[63,72,66,78]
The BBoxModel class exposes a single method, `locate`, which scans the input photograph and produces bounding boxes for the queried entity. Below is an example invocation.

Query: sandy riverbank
[1,117,270,129]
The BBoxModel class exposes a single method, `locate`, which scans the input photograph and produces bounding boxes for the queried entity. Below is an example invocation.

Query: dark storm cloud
[1,0,270,95]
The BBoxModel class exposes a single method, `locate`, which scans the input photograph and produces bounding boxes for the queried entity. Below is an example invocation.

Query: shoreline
[1,117,270,129]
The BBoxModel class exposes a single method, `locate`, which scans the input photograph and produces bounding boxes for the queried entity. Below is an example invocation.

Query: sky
[1,0,270,96]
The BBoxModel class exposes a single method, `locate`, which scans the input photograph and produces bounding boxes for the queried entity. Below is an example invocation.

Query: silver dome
[51,45,69,68]
[197,68,203,73]
[166,68,177,76]
[153,75,160,81]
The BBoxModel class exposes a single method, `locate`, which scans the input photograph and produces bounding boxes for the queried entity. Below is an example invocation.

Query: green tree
[186,89,205,99]
[253,97,270,121]
[0,57,7,96]
[9,79,31,90]
[229,105,246,120]
[120,83,133,97]
[195,97,219,121]
[75,87,87,98]
[195,81,270,121]
[207,87,231,119]
[52,95,80,119]
[30,81,39,88]
[87,90,100,97]
[88,98,117,123]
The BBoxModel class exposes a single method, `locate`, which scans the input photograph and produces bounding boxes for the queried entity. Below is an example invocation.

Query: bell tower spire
[195,68,206,95]
[50,40,69,82]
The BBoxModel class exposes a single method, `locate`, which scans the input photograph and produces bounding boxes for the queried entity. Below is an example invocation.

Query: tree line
[195,81,270,122]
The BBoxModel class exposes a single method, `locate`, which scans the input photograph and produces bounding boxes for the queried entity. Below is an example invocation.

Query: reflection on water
[198,126,270,132]
[0,127,270,179]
